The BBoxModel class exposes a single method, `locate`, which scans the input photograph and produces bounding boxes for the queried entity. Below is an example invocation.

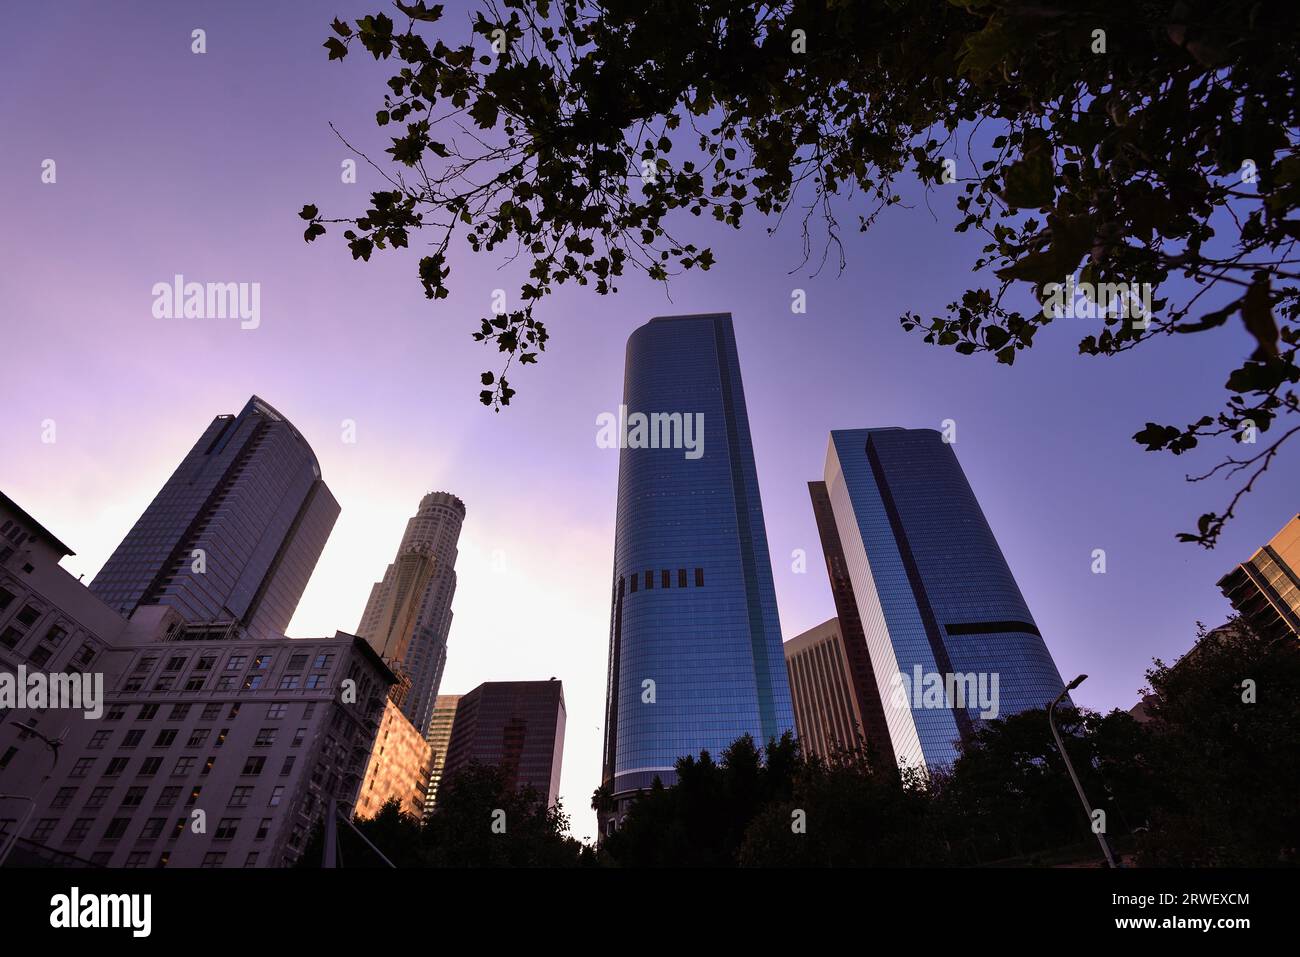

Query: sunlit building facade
[1217,514,1300,641]
[356,492,464,734]
[422,694,460,817]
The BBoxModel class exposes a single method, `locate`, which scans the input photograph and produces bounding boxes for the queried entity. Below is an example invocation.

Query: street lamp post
[1048,675,1119,869]
[0,721,63,868]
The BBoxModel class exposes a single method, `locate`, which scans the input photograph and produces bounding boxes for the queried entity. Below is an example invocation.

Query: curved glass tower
[601,313,794,816]
[89,395,338,639]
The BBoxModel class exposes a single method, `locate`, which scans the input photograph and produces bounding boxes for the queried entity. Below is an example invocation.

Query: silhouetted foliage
[298,763,590,867]
[305,0,1300,545]
[1134,619,1300,865]
[603,618,1297,866]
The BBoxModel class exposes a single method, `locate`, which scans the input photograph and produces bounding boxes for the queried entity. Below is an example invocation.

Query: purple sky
[2,2,1293,840]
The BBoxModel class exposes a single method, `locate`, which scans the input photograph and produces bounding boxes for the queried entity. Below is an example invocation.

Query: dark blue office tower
[824,427,1068,770]
[599,314,794,830]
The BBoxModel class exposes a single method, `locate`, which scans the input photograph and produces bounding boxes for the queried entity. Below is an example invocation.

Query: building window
[254,728,277,747]
[244,852,259,868]
[313,653,334,670]
[122,729,144,748]
[255,818,271,841]
[645,570,654,590]
[186,729,210,748]
[629,575,638,593]
[214,818,239,841]
[105,706,126,722]
[279,675,300,690]
[252,655,272,670]
[291,728,306,748]
[138,757,163,777]
[155,787,181,808]
[85,786,111,809]
[124,852,148,868]
[242,757,266,777]
[201,756,217,776]
[139,818,165,840]
[287,654,307,672]
[51,787,77,809]
[65,819,93,843]
[215,728,229,748]
[199,852,226,868]
[15,605,41,627]
[280,756,295,777]
[201,704,221,721]
[88,730,111,750]
[678,568,687,588]
[103,818,130,841]
[186,787,203,807]
[662,569,671,588]
[137,704,159,721]
[105,758,129,777]
[229,786,253,808]
[154,729,177,748]
[226,655,247,672]
[30,819,58,843]
[268,786,284,807]
[121,787,146,809]
[43,624,68,646]
[168,704,191,720]
[172,757,195,777]
[695,567,705,587]
[267,704,288,719]
[0,627,23,649]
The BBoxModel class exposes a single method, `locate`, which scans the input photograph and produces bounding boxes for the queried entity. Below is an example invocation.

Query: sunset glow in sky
[2,1,1293,839]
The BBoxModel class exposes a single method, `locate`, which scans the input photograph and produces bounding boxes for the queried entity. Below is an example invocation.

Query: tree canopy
[303,1,1300,545]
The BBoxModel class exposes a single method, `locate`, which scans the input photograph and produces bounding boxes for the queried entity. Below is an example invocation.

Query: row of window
[625,567,705,594]
[121,650,336,693]
[103,700,316,722]
[87,724,308,751]
[0,583,98,669]
[67,751,297,779]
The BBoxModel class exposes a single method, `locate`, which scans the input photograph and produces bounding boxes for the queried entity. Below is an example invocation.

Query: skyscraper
[784,618,866,760]
[600,313,794,827]
[1217,514,1300,641]
[423,694,461,816]
[442,681,565,808]
[90,396,338,639]
[823,428,1067,771]
[356,492,464,734]
[808,480,893,763]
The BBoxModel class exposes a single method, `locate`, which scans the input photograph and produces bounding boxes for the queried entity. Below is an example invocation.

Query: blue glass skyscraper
[600,314,794,826]
[823,428,1068,771]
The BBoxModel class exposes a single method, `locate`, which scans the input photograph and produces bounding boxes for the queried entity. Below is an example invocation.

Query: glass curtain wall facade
[824,428,1067,771]
[443,681,566,808]
[89,396,338,639]
[601,313,794,808]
